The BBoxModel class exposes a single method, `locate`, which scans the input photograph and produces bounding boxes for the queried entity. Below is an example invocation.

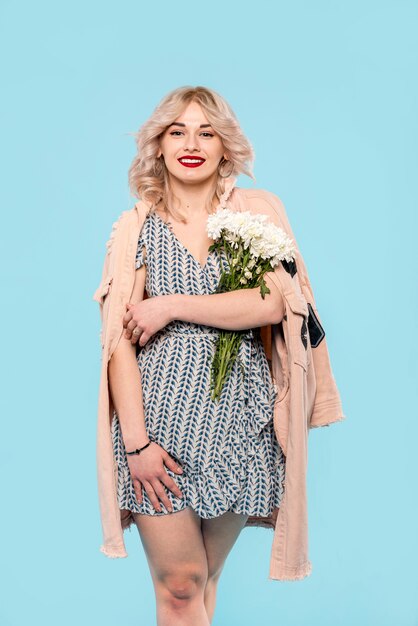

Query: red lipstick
[177,156,206,168]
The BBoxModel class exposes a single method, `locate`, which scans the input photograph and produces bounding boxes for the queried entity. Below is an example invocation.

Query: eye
[169,131,214,137]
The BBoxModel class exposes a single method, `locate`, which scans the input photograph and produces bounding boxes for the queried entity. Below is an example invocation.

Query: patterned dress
[111,210,286,518]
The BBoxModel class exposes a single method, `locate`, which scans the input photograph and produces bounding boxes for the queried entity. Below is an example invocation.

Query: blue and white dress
[111,209,286,518]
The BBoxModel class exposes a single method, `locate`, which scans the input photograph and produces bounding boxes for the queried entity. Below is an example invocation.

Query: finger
[127,319,138,332]
[122,311,132,330]
[150,479,173,513]
[143,480,162,513]
[159,472,184,499]
[165,455,184,475]
[125,319,137,339]
[139,333,149,347]
[162,456,184,497]
[133,479,143,504]
[129,325,142,343]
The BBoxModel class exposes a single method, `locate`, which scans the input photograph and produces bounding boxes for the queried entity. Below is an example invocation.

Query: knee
[158,567,208,605]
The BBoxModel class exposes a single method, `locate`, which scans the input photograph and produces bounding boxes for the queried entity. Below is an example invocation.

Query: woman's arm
[108,265,149,450]
[169,273,284,330]
[123,272,284,344]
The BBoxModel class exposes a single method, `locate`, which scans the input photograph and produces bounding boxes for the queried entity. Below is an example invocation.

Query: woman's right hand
[127,441,184,512]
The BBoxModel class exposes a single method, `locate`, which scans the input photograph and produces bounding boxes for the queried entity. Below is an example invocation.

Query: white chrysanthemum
[206,207,296,264]
[207,208,237,239]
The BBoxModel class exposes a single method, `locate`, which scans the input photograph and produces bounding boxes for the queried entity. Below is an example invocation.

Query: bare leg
[133,507,210,626]
[200,510,249,623]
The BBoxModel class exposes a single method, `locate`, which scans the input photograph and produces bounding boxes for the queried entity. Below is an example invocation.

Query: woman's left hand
[123,296,174,346]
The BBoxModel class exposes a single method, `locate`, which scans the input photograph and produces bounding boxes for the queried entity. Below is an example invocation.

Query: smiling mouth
[178,157,206,168]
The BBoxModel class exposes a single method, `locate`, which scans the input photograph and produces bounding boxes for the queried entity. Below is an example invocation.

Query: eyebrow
[167,122,213,129]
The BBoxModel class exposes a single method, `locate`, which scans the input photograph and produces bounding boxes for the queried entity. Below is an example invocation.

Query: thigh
[133,506,208,585]
[201,511,249,579]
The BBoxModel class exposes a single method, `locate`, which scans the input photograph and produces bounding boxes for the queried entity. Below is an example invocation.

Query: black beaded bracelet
[126,436,154,456]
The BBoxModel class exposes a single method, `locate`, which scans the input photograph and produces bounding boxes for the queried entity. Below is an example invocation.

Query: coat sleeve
[93,247,112,321]
[92,211,129,346]
[261,190,347,429]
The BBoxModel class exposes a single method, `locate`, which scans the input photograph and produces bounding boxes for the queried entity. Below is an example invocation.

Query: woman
[107,86,284,624]
[95,84,346,622]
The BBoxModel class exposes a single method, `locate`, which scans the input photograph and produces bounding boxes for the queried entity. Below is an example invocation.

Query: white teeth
[179,158,204,163]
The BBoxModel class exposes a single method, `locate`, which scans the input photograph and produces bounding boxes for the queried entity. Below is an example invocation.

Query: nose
[183,134,200,152]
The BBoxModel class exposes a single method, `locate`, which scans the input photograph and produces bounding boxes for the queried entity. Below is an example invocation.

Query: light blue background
[1,1,417,624]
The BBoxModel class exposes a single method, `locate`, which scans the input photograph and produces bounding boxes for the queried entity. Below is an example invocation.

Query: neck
[166,174,218,217]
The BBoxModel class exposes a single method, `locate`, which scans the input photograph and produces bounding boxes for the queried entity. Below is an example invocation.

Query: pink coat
[92,176,346,581]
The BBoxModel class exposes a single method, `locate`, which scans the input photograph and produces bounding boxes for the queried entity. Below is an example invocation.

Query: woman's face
[158,101,226,186]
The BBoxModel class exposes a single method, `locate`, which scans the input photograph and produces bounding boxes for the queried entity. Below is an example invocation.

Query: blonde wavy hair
[128,85,255,222]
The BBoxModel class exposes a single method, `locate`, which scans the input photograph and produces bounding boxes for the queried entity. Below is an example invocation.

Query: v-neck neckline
[152,210,215,271]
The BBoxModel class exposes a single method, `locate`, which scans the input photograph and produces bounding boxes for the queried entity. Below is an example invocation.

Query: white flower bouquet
[206,207,297,402]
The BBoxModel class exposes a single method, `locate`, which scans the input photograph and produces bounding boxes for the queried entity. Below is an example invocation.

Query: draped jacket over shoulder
[92,176,346,581]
